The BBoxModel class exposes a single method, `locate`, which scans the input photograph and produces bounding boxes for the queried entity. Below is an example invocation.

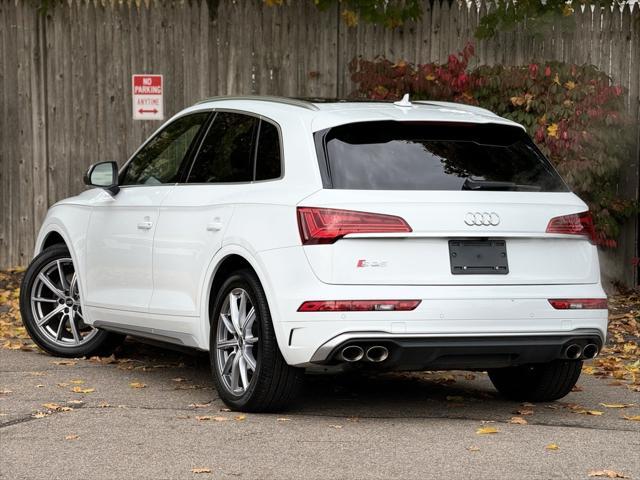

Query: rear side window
[188,112,258,183]
[315,121,567,192]
[255,121,282,181]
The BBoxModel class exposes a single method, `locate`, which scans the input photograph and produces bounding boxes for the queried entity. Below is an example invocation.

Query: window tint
[121,113,208,186]
[317,121,567,192]
[188,112,258,183]
[255,121,282,181]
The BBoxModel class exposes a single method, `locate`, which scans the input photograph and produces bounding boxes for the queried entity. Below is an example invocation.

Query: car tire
[210,269,303,412]
[488,360,583,402]
[19,245,125,358]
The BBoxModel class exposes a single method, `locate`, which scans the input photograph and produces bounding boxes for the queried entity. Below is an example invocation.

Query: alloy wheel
[29,258,97,347]
[215,288,259,396]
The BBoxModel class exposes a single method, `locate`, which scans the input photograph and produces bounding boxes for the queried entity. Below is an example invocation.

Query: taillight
[548,298,608,310]
[297,207,412,245]
[298,300,421,312]
[546,211,596,243]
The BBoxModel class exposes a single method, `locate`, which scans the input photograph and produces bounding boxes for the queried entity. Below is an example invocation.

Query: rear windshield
[315,121,567,192]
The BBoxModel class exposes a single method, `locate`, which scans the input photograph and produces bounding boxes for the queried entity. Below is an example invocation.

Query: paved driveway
[1,341,638,480]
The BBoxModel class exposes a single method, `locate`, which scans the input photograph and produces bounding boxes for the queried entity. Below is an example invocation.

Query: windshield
[315,121,568,192]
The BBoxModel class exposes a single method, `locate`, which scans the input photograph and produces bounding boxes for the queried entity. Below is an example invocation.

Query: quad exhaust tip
[564,344,582,360]
[340,345,364,362]
[366,345,389,363]
[582,343,599,359]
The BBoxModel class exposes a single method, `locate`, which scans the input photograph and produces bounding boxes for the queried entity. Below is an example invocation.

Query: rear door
[301,121,598,286]
[150,112,283,317]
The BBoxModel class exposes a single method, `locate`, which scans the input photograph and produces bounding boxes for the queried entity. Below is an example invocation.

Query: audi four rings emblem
[464,212,500,226]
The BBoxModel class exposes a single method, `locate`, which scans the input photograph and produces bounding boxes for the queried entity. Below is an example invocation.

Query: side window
[255,121,282,181]
[120,112,209,186]
[187,112,258,183]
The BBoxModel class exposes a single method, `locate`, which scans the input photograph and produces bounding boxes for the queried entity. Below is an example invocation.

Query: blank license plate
[449,240,508,275]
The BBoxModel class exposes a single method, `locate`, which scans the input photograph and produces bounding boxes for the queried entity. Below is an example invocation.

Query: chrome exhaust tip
[365,345,389,363]
[582,343,599,359]
[564,344,582,360]
[340,345,364,362]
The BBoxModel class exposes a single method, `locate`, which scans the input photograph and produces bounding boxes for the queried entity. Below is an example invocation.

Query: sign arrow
[138,108,158,114]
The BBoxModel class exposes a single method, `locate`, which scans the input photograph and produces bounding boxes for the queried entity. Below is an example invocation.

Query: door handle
[207,217,223,232]
[137,218,153,230]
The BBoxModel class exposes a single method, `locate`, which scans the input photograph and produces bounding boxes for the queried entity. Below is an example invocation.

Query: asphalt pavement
[1,341,638,480]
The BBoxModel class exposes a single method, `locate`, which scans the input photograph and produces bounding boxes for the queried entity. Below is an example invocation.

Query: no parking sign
[132,74,163,120]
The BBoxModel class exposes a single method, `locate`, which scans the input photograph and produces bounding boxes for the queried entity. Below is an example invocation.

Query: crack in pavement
[0,401,88,429]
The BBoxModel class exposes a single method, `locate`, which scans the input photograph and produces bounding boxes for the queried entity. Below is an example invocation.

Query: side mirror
[84,161,120,196]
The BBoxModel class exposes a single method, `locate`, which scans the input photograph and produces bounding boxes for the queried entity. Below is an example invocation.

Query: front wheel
[19,245,124,358]
[488,360,583,402]
[210,269,303,412]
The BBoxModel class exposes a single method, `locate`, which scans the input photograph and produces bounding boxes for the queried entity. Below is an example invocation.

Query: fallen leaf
[545,443,560,450]
[509,416,528,425]
[98,402,111,408]
[0,389,12,395]
[32,411,49,418]
[191,468,212,474]
[67,400,84,405]
[189,402,211,408]
[35,384,44,388]
[599,403,635,409]
[329,424,343,429]
[88,355,116,364]
[195,415,228,422]
[65,434,79,440]
[52,360,77,366]
[71,387,95,394]
[514,409,534,416]
[573,409,604,416]
[467,446,480,452]
[476,426,499,435]
[621,415,640,421]
[129,382,147,389]
[588,470,629,478]
[234,415,246,421]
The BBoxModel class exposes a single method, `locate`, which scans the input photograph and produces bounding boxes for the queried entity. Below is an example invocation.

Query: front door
[84,111,210,315]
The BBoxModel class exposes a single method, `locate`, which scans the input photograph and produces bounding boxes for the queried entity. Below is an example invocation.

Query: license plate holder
[449,239,508,275]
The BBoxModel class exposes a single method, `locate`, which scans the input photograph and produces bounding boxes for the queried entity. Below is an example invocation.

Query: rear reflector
[297,207,412,245]
[298,300,421,312]
[548,298,608,310]
[546,211,596,243]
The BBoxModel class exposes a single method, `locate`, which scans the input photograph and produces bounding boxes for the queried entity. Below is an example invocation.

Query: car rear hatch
[300,120,599,286]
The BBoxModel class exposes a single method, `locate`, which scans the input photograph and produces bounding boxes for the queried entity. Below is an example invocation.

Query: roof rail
[195,95,320,111]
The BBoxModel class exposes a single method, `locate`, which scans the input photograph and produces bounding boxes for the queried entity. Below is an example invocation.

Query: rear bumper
[309,329,604,370]
[256,247,608,367]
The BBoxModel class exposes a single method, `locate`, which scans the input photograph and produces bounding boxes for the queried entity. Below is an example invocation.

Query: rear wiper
[462,178,541,192]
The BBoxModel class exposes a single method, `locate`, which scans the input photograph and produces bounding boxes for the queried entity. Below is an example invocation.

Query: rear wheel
[19,245,124,357]
[210,269,303,412]
[488,360,583,402]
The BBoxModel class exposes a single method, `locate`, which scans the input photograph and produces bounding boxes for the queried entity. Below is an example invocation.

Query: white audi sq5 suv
[20,95,608,411]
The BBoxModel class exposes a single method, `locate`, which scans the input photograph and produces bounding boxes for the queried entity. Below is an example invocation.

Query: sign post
[132,74,164,121]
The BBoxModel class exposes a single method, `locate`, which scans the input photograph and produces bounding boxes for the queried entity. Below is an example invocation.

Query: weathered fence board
[0,0,638,286]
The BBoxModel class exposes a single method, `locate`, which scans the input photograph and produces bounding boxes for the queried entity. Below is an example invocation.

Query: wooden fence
[0,0,638,285]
